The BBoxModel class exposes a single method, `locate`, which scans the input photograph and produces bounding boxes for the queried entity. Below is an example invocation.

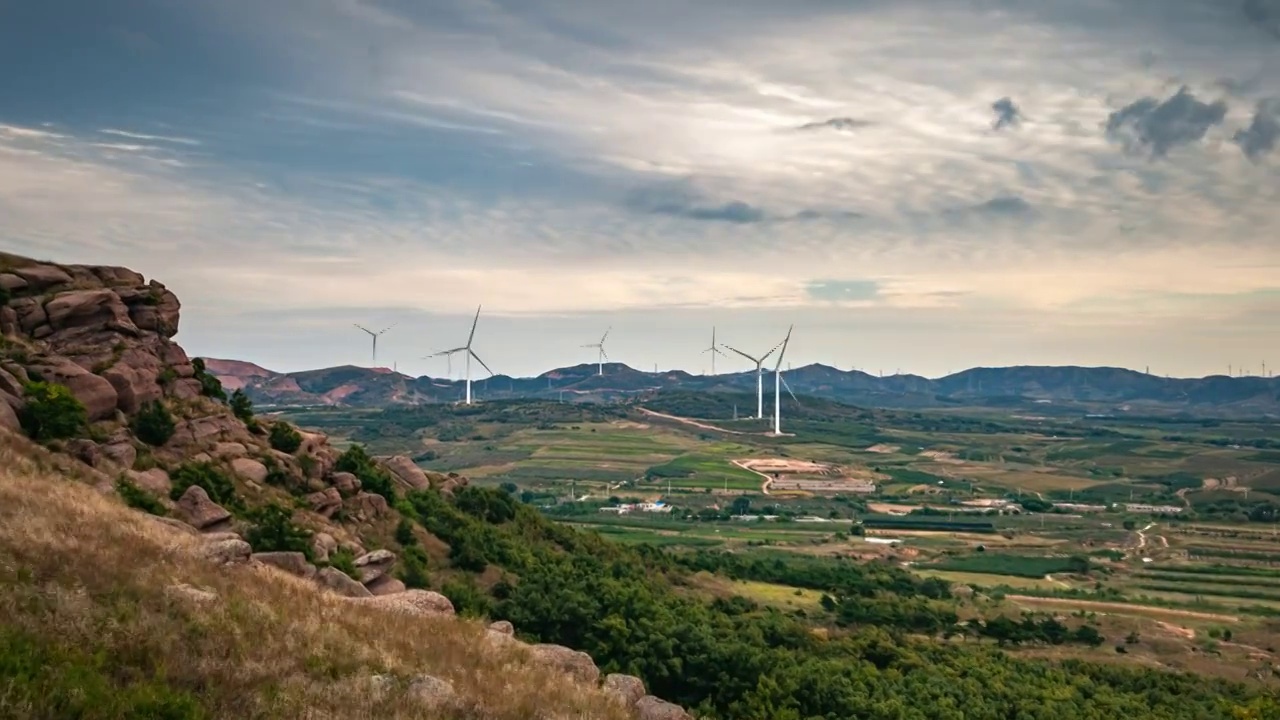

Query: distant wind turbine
[582,328,610,376]
[722,336,784,419]
[701,327,726,375]
[771,325,799,435]
[353,323,395,365]
[427,306,492,405]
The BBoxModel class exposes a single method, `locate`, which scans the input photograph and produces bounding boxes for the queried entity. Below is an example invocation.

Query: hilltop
[208,356,1280,417]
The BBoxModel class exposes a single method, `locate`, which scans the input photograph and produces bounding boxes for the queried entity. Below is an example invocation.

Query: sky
[1,0,1279,379]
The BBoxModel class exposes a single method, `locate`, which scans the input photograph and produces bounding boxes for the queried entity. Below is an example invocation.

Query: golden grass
[0,431,630,720]
[682,572,824,611]
[912,569,1061,591]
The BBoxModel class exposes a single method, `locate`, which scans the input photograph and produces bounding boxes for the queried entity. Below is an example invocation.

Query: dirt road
[730,459,773,495]
[637,407,744,435]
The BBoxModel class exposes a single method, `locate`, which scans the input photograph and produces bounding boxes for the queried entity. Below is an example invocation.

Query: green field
[925,553,1089,579]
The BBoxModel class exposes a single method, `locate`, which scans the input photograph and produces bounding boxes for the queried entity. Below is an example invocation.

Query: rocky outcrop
[529,644,600,685]
[603,674,647,707]
[383,455,432,490]
[316,567,372,598]
[252,551,317,579]
[353,549,396,584]
[230,457,268,484]
[351,589,455,617]
[175,486,232,531]
[635,696,693,720]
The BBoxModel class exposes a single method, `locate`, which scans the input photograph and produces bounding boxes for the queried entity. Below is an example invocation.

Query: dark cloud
[1234,100,1280,161]
[796,117,873,132]
[1243,0,1280,39]
[1105,86,1228,158]
[991,97,1022,130]
[624,184,767,223]
[972,196,1034,216]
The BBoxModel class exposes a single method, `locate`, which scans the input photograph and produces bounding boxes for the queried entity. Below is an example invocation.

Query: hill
[206,357,1280,417]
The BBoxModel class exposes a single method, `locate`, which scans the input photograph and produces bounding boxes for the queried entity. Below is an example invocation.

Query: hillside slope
[208,356,1280,417]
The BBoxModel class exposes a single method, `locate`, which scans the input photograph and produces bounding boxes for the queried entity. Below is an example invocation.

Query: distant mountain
[202,358,1280,417]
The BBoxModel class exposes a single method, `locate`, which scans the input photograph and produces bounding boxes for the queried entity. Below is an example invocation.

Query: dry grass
[0,431,630,720]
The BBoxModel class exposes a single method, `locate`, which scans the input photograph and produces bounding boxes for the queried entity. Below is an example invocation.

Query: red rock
[366,575,407,596]
[44,289,136,334]
[0,272,28,293]
[28,357,119,421]
[384,455,431,490]
[0,398,18,431]
[10,264,72,292]
[175,485,232,531]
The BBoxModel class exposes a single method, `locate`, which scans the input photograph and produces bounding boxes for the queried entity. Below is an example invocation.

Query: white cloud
[99,128,202,146]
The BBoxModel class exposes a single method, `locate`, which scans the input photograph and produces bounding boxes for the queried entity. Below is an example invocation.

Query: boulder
[252,551,317,579]
[603,674,647,707]
[127,284,180,337]
[28,357,119,421]
[383,455,431,490]
[488,620,515,636]
[174,415,242,447]
[0,367,24,398]
[0,306,16,336]
[230,457,268,484]
[199,536,252,565]
[0,272,28,293]
[330,471,361,496]
[128,468,171,495]
[297,432,336,478]
[351,589,454,616]
[311,532,338,563]
[11,297,47,336]
[345,491,389,521]
[100,349,163,414]
[529,644,599,685]
[10,264,72,292]
[100,440,137,470]
[164,583,219,604]
[635,696,692,720]
[305,488,342,518]
[407,675,456,709]
[43,289,135,334]
[85,265,145,287]
[354,549,396,584]
[0,399,18,432]
[64,438,101,467]
[366,576,406,596]
[316,566,372,598]
[175,485,232,531]
[146,514,198,535]
[213,442,248,458]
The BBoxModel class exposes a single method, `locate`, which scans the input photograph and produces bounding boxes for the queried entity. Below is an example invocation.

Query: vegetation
[398,545,430,589]
[268,421,303,453]
[334,444,397,502]
[327,547,359,580]
[130,400,176,447]
[115,477,167,516]
[926,554,1092,579]
[190,358,227,402]
[244,503,313,559]
[229,388,254,424]
[18,381,86,442]
[168,462,243,511]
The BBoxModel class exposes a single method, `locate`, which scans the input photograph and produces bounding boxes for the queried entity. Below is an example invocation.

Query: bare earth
[1006,595,1240,623]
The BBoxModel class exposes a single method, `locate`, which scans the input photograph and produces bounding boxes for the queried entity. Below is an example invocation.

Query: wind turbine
[771,325,799,435]
[582,328,610,376]
[722,337,784,419]
[428,306,492,405]
[702,327,726,375]
[353,323,395,365]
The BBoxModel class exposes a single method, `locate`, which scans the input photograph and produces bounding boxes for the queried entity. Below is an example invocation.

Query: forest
[394,484,1279,720]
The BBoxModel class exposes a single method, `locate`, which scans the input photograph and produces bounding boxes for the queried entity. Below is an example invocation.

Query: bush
[168,462,242,511]
[395,518,417,546]
[244,503,313,559]
[441,576,493,618]
[328,547,359,579]
[115,478,167,516]
[130,400,175,447]
[268,422,303,453]
[190,358,227,402]
[229,389,254,423]
[18,381,87,442]
[334,444,397,502]
[398,545,430,589]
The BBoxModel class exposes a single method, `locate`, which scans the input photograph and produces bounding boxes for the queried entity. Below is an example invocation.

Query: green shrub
[18,381,87,442]
[245,503,313,559]
[190,358,227,402]
[115,478,167,516]
[398,545,430,589]
[130,400,176,447]
[268,422,303,453]
[334,444,397,502]
[441,576,493,618]
[168,462,242,510]
[229,389,254,423]
[395,518,417,546]
[328,547,359,579]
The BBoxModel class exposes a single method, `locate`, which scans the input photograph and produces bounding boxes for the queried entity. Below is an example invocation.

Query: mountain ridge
[205,357,1280,416]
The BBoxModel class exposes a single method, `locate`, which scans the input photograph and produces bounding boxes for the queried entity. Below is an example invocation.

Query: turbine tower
[353,323,395,365]
[702,327,726,375]
[428,306,492,405]
[722,337,784,419]
[582,328,610,376]
[771,325,799,435]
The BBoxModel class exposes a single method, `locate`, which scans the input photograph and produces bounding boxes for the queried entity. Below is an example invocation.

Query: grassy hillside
[0,432,629,720]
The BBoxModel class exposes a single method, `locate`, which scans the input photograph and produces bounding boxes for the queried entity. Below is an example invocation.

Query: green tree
[334,444,397,502]
[18,381,87,441]
[169,462,242,510]
[130,400,175,447]
[115,478,167,516]
[229,389,254,423]
[398,545,430,589]
[395,518,417,546]
[245,503,313,559]
[268,421,303,453]
[191,357,227,402]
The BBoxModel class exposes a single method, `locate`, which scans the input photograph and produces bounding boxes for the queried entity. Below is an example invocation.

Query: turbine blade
[470,349,494,377]
[466,306,481,347]
[378,323,397,335]
[431,347,466,357]
[354,324,374,336]
[773,325,793,371]
[780,373,801,406]
[600,347,610,361]
[722,344,758,363]
[600,327,610,344]
[581,343,599,349]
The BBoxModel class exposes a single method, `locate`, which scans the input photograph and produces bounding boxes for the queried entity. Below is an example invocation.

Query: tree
[130,400,175,447]
[18,381,86,441]
[169,462,242,510]
[229,389,254,423]
[268,421,303,453]
[245,503,313,559]
[334,444,397,502]
[731,496,752,515]
[190,357,227,402]
[398,545,430,589]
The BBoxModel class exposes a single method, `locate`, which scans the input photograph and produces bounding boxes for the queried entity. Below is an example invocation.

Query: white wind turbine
[582,328,610,376]
[722,336,785,419]
[354,323,395,365]
[427,306,492,405]
[701,326,726,375]
[771,325,799,435]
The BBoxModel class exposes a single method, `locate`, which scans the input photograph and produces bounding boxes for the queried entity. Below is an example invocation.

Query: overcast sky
[2,0,1278,379]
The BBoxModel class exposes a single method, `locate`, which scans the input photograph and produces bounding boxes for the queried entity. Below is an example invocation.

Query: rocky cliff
[0,251,691,720]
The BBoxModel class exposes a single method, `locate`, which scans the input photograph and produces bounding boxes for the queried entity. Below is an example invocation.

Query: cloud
[100,128,202,146]
[970,196,1034,216]
[796,117,873,132]
[806,280,880,303]
[1243,0,1280,39]
[623,182,766,223]
[991,97,1022,130]
[1234,99,1280,161]
[1105,86,1229,158]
